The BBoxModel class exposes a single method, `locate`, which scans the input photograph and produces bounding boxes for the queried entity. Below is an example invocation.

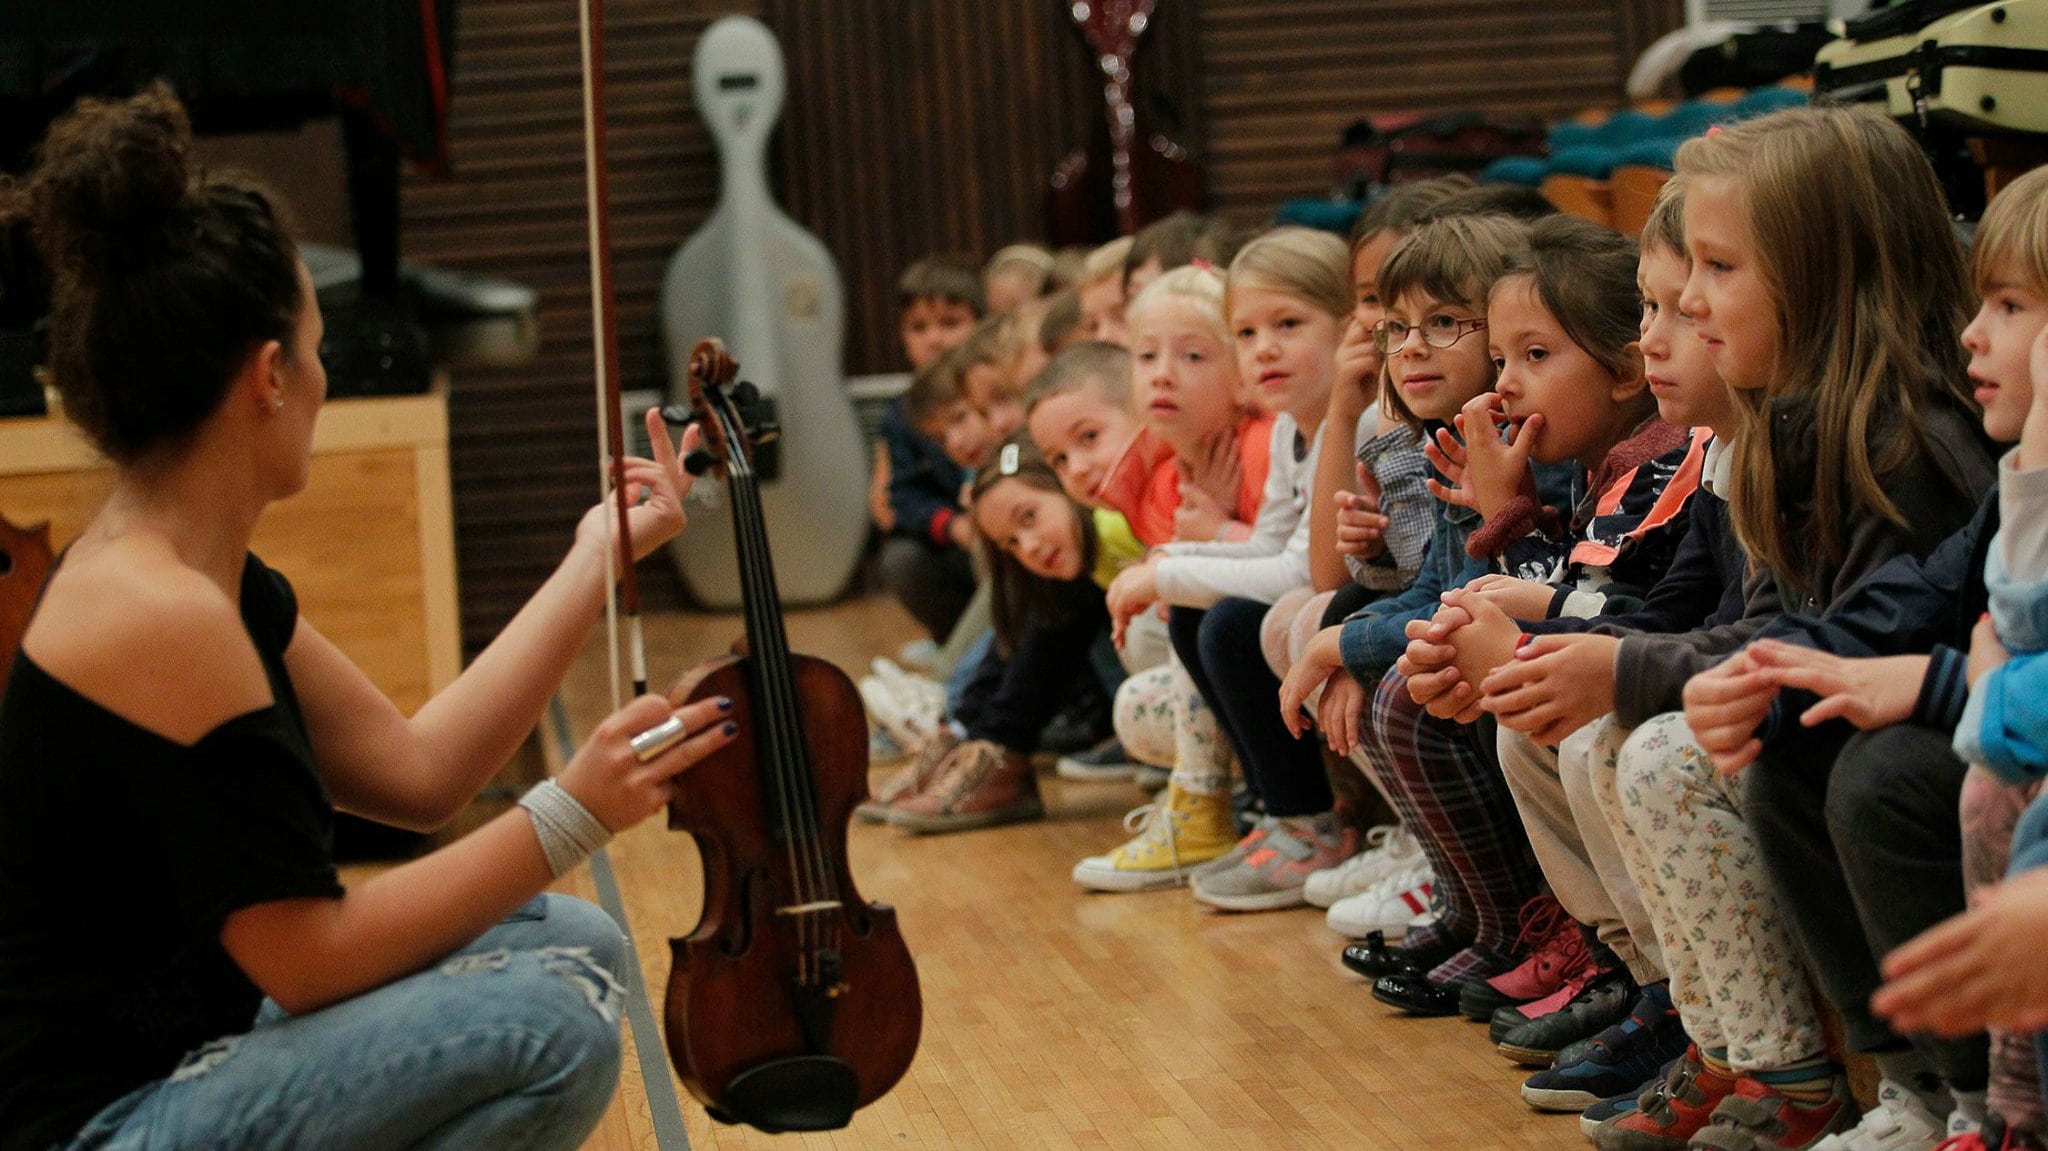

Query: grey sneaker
[1190,816,1278,881]
[1191,813,1357,912]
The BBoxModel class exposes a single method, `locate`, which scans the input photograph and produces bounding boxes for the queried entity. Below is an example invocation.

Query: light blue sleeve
[1955,649,2048,783]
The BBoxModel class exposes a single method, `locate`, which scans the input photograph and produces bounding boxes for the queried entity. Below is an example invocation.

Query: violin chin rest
[708,1054,860,1133]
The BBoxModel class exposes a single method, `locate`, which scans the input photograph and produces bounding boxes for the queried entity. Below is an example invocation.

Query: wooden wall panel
[401,0,741,650]
[404,0,1680,650]
[762,0,1205,377]
[1198,0,1686,224]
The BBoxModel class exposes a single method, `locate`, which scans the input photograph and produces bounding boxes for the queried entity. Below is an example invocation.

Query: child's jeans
[62,894,627,1151]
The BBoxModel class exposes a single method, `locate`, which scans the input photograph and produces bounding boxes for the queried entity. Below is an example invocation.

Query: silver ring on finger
[630,715,688,762]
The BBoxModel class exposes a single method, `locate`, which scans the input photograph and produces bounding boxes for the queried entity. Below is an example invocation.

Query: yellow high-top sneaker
[1070,782,1235,892]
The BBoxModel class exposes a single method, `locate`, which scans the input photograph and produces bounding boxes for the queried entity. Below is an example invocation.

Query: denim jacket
[1334,430,1575,685]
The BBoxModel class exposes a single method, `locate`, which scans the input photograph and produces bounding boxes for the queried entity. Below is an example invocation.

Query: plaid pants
[1356,667,1541,984]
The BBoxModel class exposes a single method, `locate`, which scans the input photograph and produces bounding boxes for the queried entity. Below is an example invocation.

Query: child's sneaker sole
[1071,857,1194,892]
[1190,885,1310,912]
[885,797,1045,834]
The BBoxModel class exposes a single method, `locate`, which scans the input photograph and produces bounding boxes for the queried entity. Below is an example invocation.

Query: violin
[657,339,922,1132]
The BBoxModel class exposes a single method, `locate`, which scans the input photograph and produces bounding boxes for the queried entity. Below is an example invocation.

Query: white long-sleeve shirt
[1153,413,1322,608]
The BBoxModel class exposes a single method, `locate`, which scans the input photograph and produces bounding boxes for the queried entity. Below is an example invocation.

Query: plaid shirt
[1346,424,1433,592]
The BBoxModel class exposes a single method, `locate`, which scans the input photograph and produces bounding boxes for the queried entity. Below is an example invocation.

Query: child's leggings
[1112,654,1235,797]
[1354,666,1539,986]
[1743,720,1987,1090]
[1589,712,1825,1071]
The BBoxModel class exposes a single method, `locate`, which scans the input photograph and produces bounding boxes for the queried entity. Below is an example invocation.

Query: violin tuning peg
[657,404,697,428]
[683,449,719,476]
[753,422,782,445]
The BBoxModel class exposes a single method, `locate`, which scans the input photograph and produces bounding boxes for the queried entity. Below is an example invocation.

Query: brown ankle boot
[884,739,1043,833]
[856,729,961,823]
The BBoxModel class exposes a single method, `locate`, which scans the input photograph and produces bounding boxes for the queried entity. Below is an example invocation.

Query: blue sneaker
[1578,1080,1647,1139]
[1520,982,1688,1112]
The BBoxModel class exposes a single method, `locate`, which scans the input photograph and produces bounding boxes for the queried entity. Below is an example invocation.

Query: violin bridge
[775,900,843,917]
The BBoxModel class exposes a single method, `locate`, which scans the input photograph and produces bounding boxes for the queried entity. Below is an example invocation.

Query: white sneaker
[860,659,946,750]
[1325,862,1435,939]
[1303,824,1420,908]
[1808,1080,1949,1151]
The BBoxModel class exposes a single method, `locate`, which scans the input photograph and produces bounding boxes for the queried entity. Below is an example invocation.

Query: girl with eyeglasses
[1279,214,1583,1005]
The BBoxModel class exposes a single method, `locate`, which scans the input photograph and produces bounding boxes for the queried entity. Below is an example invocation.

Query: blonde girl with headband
[1104,226,1364,911]
[1072,263,1277,892]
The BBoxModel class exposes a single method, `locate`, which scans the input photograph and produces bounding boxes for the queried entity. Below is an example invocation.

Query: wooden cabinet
[0,385,460,715]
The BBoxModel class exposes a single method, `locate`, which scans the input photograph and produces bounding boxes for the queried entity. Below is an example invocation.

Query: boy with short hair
[1077,236,1134,347]
[875,256,986,647]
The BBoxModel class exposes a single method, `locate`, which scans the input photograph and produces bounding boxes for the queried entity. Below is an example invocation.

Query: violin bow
[577,0,645,705]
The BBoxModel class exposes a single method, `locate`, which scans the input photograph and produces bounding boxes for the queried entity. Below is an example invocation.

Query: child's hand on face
[1482,633,1619,747]
[1426,393,1538,519]
[1105,557,1162,649]
[1278,624,1346,739]
[1875,866,2048,1038]
[1331,316,1381,417]
[1181,431,1242,507]
[1422,425,1468,491]
[1682,649,1777,775]
[2024,322,2048,471]
[1462,573,1556,622]
[1334,462,1390,560]
[869,442,896,533]
[1172,481,1228,541]
[1969,613,2011,687]
[1745,640,1931,730]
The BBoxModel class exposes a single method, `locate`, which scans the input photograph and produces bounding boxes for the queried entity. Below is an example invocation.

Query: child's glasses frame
[1371,315,1487,354]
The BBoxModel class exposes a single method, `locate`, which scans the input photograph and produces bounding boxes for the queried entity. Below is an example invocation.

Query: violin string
[735,450,836,931]
[728,405,841,974]
[733,428,838,973]
[724,404,816,983]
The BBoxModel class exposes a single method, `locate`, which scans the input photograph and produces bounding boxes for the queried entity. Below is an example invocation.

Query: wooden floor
[434,595,1590,1151]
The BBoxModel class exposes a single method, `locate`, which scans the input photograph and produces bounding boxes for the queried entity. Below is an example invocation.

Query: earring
[268,396,285,413]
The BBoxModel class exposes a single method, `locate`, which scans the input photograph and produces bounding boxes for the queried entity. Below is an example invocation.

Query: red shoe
[1590,1046,1734,1151]
[1459,894,1591,1021]
[1694,1074,1854,1150]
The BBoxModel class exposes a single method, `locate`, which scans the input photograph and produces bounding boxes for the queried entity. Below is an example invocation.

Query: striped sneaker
[1324,863,1435,939]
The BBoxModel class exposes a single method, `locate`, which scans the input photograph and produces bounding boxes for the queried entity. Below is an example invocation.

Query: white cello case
[661,15,869,608]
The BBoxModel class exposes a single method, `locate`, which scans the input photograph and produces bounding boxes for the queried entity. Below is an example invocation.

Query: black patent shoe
[1340,930,1458,981]
[1371,972,1464,1016]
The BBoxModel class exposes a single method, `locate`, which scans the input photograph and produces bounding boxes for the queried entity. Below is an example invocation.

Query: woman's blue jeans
[61,893,627,1151]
